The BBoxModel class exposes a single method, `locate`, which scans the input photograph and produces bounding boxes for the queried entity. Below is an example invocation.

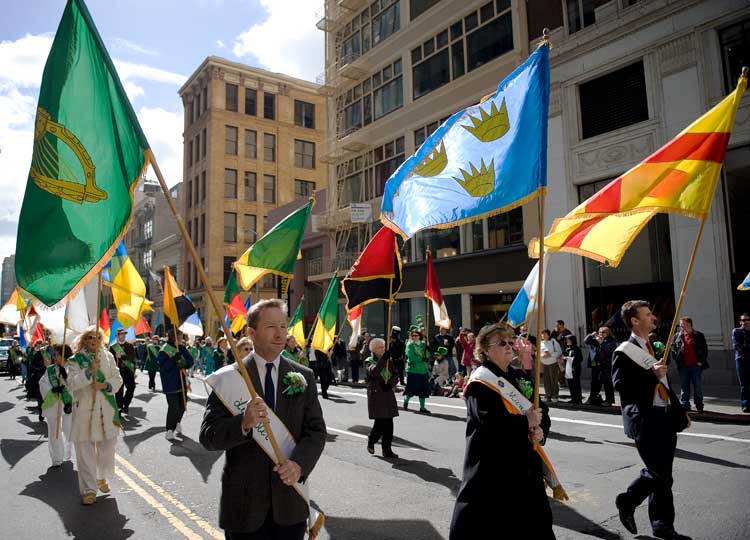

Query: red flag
[134,316,151,335]
[31,321,44,343]
[347,305,362,348]
[342,227,402,312]
[425,249,451,329]
[99,305,110,335]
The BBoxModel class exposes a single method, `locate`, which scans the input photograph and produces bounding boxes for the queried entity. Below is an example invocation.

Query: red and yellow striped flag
[531,74,747,266]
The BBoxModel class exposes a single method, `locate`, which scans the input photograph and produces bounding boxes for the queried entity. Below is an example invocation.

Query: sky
[0,0,324,271]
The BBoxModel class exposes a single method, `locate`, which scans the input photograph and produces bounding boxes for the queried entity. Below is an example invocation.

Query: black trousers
[116,368,136,411]
[368,418,394,450]
[350,362,360,383]
[588,366,614,403]
[567,374,582,403]
[148,370,157,390]
[394,359,405,385]
[620,408,677,533]
[225,511,306,540]
[165,391,186,431]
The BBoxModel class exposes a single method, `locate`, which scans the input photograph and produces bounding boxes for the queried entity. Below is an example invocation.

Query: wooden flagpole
[533,194,546,410]
[661,217,707,365]
[148,154,286,464]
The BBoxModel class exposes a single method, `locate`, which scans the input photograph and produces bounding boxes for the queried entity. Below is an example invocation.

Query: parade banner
[380,43,549,239]
[531,74,748,266]
[15,0,150,307]
[205,364,324,539]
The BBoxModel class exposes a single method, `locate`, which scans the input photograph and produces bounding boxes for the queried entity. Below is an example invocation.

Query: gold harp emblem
[31,108,106,204]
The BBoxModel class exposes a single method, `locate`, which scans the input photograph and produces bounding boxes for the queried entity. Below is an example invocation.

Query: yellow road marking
[115,465,205,540]
[115,454,223,539]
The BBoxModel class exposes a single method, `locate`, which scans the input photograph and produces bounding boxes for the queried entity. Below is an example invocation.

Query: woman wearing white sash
[450,323,555,540]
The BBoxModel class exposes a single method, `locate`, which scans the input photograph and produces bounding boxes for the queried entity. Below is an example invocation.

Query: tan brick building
[179,56,327,335]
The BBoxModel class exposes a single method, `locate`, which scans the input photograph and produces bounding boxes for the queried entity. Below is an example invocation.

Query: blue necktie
[264,363,275,411]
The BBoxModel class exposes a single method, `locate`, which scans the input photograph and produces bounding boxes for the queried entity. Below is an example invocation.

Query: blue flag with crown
[380,43,550,239]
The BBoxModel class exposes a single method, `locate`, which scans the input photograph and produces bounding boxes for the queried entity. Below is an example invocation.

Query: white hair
[370,337,386,350]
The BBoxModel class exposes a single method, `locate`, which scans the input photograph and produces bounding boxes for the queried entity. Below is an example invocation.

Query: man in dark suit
[200,299,326,540]
[612,300,691,540]
[110,328,137,414]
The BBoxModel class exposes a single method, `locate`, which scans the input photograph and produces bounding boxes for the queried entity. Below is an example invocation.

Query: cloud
[216,39,226,49]
[232,0,323,81]
[110,37,158,57]
[137,107,184,189]
[0,33,186,265]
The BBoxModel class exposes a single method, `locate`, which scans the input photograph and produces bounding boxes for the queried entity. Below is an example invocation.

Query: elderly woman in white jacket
[67,325,122,505]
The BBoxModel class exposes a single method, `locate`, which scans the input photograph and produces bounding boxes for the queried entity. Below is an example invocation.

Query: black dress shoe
[382,450,399,459]
[615,494,637,534]
[366,444,375,455]
[653,529,692,540]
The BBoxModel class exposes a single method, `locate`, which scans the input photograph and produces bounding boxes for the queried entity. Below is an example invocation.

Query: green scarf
[112,342,135,374]
[41,364,72,410]
[70,351,121,427]
[145,344,160,371]
[366,356,391,383]
[161,343,185,368]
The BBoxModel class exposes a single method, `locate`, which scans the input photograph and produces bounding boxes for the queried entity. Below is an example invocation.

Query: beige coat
[66,348,123,443]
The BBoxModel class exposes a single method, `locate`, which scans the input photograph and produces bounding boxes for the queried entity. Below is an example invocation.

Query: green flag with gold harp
[16,0,150,307]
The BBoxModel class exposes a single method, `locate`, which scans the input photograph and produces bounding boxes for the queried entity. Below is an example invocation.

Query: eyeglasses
[488,340,512,348]
[741,319,750,322]
[85,335,98,340]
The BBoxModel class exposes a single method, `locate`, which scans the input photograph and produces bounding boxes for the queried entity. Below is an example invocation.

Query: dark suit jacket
[612,336,685,439]
[199,354,326,532]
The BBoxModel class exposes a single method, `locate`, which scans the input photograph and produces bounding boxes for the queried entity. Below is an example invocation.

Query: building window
[294,139,315,169]
[188,99,194,125]
[263,93,275,120]
[579,60,648,139]
[224,169,238,198]
[224,212,237,243]
[201,171,206,201]
[567,0,595,34]
[295,180,315,198]
[226,83,238,111]
[410,0,441,20]
[372,0,400,46]
[336,136,405,207]
[264,133,276,162]
[195,93,201,119]
[413,47,450,99]
[487,207,523,248]
[201,128,206,158]
[264,175,276,204]
[416,226,461,259]
[337,59,402,136]
[200,214,205,245]
[187,221,192,244]
[223,257,235,284]
[294,100,316,128]
[244,172,257,202]
[188,141,193,167]
[225,125,238,155]
[187,261,192,289]
[244,214,257,244]
[245,88,257,116]
[374,137,405,196]
[195,133,200,160]
[202,86,208,112]
[719,19,750,94]
[193,217,198,245]
[245,129,257,159]
[466,8,513,71]
[187,180,192,209]
[374,71,403,120]
[194,175,199,205]
[143,220,153,240]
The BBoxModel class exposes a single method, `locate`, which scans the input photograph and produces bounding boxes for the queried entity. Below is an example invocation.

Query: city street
[1,371,749,539]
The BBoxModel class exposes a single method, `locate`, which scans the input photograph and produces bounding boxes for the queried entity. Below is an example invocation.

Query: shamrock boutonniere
[282,372,308,396]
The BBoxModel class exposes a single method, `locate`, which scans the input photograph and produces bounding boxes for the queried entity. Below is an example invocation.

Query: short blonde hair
[236,336,253,351]
[474,323,514,363]
[247,299,287,329]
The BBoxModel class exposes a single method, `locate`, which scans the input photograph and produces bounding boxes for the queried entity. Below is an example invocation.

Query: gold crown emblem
[413,142,447,177]
[31,108,106,204]
[461,99,510,142]
[453,159,495,197]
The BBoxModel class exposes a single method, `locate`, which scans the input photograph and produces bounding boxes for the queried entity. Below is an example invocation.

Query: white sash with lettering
[617,341,670,388]
[466,366,567,497]
[205,363,323,538]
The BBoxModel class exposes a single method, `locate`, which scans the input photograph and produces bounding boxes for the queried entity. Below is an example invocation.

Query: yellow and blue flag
[103,241,151,328]
[738,272,750,291]
[380,43,550,239]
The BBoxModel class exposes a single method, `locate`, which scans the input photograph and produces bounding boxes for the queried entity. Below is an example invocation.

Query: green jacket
[405,340,429,374]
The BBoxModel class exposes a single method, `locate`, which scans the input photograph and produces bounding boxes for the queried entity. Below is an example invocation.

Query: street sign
[350,203,372,223]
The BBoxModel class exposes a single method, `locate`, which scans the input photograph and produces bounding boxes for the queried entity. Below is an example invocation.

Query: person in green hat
[145,335,161,391]
[404,325,431,413]
[431,346,450,395]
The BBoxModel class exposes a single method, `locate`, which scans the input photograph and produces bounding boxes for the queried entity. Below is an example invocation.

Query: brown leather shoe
[82,492,96,505]
[96,479,110,493]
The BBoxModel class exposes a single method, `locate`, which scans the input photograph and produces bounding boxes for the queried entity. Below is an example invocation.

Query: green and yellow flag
[289,300,305,348]
[15,0,150,307]
[235,199,313,292]
[311,275,339,353]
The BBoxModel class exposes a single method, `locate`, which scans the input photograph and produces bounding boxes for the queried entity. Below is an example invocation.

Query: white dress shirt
[631,333,670,407]
[252,351,281,403]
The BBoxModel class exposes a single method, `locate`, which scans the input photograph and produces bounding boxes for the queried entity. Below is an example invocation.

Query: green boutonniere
[282,372,307,396]
[517,378,533,400]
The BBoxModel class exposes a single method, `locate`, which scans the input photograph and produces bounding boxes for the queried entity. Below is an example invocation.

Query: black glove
[58,366,67,379]
[51,385,64,394]
[382,350,391,361]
